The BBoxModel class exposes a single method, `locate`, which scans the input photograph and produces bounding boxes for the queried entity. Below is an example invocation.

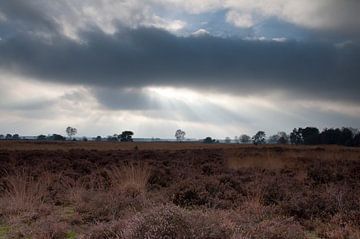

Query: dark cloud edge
[1,23,360,106]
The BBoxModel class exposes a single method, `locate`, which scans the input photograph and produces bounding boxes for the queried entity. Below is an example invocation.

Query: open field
[1,142,360,238]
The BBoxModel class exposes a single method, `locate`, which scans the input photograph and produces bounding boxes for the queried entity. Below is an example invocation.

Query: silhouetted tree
[0,135,4,140]
[268,134,280,144]
[353,133,360,147]
[277,131,289,144]
[5,134,12,140]
[320,128,335,144]
[82,137,88,142]
[120,131,134,142]
[320,127,355,146]
[12,134,20,140]
[66,126,77,140]
[239,134,251,144]
[95,136,102,141]
[107,135,118,141]
[290,128,303,145]
[49,134,66,141]
[175,129,186,142]
[252,131,266,145]
[324,128,342,144]
[37,135,47,140]
[225,137,231,144]
[301,127,320,145]
[203,137,216,144]
[340,128,354,146]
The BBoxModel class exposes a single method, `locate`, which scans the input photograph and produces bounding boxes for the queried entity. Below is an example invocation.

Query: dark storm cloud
[0,0,59,34]
[1,25,360,104]
[93,88,159,110]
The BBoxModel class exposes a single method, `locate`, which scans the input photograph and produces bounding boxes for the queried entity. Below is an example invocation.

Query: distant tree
[268,134,280,144]
[66,126,77,140]
[340,127,354,146]
[0,134,4,140]
[277,132,289,144]
[301,127,320,145]
[234,136,239,144]
[252,131,266,145]
[12,134,20,140]
[225,137,231,144]
[95,136,102,141]
[49,134,66,141]
[82,137,88,142]
[320,128,339,145]
[119,131,134,142]
[107,135,118,141]
[5,134,12,140]
[37,135,47,140]
[290,128,303,145]
[239,134,251,144]
[175,129,186,142]
[203,137,216,144]
[349,128,359,137]
[320,127,355,146]
[353,133,360,147]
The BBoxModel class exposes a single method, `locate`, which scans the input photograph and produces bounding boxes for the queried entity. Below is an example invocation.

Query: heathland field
[1,141,360,238]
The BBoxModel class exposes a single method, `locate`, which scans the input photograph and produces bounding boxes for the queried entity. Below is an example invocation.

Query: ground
[0,141,360,238]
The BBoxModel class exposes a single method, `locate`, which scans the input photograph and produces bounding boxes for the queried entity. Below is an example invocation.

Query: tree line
[201,127,360,147]
[1,126,359,147]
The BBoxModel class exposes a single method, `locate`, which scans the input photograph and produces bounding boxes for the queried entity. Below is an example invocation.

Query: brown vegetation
[0,142,360,238]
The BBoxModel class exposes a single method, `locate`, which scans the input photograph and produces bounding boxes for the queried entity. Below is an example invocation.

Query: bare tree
[175,129,186,142]
[66,126,77,140]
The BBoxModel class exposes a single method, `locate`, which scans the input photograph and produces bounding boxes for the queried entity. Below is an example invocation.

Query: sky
[0,0,360,139]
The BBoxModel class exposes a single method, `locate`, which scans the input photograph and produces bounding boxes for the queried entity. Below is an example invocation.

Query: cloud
[226,10,255,28]
[0,25,359,104]
[220,0,360,35]
[2,0,360,39]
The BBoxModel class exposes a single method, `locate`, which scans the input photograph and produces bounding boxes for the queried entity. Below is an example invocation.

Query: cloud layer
[1,26,359,104]
[0,0,360,137]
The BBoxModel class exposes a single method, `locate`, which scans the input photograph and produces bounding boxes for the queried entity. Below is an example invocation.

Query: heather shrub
[230,199,305,239]
[172,180,209,207]
[237,217,305,239]
[124,205,191,238]
[124,205,230,239]
[85,221,124,239]
[7,215,69,239]
[171,178,243,209]
[281,190,338,220]
[68,189,147,222]
[148,168,173,190]
[307,160,345,184]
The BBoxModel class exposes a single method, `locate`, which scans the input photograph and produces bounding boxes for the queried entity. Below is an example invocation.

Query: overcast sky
[0,0,360,138]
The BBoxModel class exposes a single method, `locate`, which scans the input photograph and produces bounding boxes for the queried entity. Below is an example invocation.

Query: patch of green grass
[305,231,323,239]
[66,230,77,239]
[0,225,10,239]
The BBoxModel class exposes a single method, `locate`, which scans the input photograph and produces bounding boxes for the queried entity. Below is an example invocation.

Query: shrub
[124,205,230,239]
[171,180,209,207]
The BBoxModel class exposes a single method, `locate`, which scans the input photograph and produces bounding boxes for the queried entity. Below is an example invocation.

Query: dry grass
[226,149,290,170]
[0,143,360,238]
[107,163,151,193]
[0,169,50,214]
